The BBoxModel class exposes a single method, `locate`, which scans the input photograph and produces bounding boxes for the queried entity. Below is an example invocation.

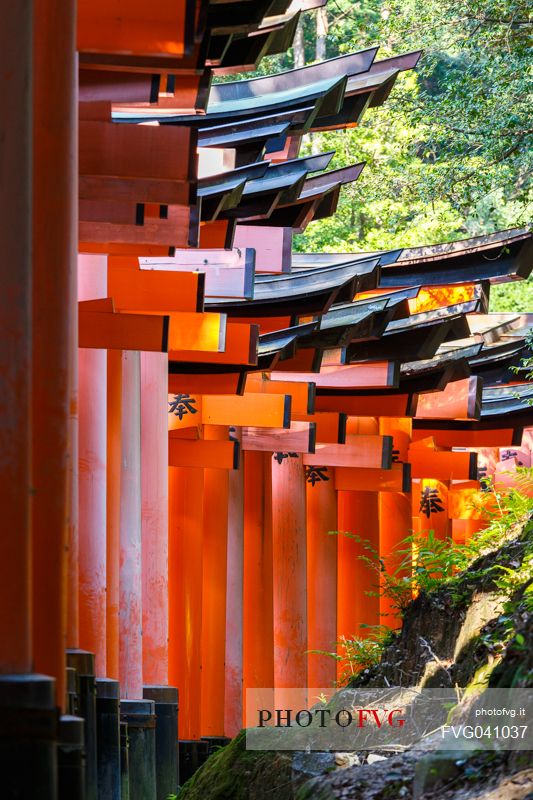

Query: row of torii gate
[1,1,532,799]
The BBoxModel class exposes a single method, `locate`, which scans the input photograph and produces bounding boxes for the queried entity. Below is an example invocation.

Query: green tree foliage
[221,1,532,310]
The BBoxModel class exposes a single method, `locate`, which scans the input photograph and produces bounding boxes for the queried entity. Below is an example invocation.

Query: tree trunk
[316,6,328,61]
[293,18,305,69]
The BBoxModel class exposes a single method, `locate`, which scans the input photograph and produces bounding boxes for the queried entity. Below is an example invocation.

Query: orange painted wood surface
[168,372,246,396]
[31,0,77,705]
[78,256,108,678]
[334,463,411,492]
[337,491,380,665]
[119,351,143,698]
[141,352,169,685]
[169,438,239,470]
[246,374,315,414]
[243,453,274,693]
[79,208,193,248]
[170,323,258,365]
[202,393,292,428]
[78,0,188,58]
[106,349,122,680]
[293,411,346,443]
[241,422,316,454]
[412,428,519,448]
[408,449,478,481]
[306,472,338,687]
[80,121,192,180]
[108,256,203,313]
[304,435,392,469]
[416,377,482,421]
[316,394,414,417]
[271,454,308,688]
[79,308,169,351]
[272,362,398,390]
[201,462,228,736]
[0,1,34,674]
[169,466,204,739]
[413,479,450,539]
[379,492,412,628]
[225,442,245,736]
[448,488,497,520]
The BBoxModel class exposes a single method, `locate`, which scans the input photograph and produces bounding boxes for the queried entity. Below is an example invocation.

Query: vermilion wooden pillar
[271,454,308,689]
[119,351,143,698]
[141,351,169,685]
[106,350,122,680]
[169,466,204,739]
[378,418,412,628]
[337,490,380,641]
[306,468,337,688]
[78,255,107,677]
[243,452,274,716]
[0,0,33,677]
[414,479,450,539]
[225,431,244,736]
[201,434,229,736]
[31,0,77,708]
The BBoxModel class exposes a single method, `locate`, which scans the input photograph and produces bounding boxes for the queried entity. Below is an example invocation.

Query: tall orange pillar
[414,479,450,539]
[306,467,337,688]
[243,452,274,720]
[106,350,122,680]
[337,490,380,639]
[31,0,77,709]
[201,435,229,736]
[0,0,33,677]
[271,453,308,688]
[169,466,204,739]
[78,255,108,677]
[141,351,169,685]
[119,351,143,698]
[379,418,412,627]
[225,432,244,736]
[0,7,58,798]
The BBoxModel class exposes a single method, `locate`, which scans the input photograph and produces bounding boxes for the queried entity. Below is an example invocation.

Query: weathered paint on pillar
[78,255,107,677]
[168,466,204,739]
[306,466,337,688]
[141,351,169,685]
[225,430,244,736]
[119,351,143,698]
[271,453,308,688]
[0,0,33,674]
[106,349,122,680]
[32,0,77,708]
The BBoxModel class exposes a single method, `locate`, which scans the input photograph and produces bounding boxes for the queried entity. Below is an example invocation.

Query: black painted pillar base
[143,685,178,800]
[67,649,98,800]
[120,720,130,800]
[178,740,209,787]
[58,714,86,800]
[0,673,58,800]
[201,736,231,756]
[96,678,120,800]
[120,699,157,800]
